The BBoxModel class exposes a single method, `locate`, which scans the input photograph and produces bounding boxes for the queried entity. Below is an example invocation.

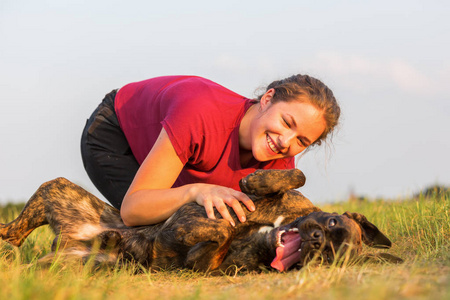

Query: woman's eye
[282,118,290,128]
[328,219,337,227]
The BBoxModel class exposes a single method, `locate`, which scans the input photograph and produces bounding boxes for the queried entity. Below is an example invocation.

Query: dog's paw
[239,169,306,196]
[0,225,24,247]
[239,170,267,195]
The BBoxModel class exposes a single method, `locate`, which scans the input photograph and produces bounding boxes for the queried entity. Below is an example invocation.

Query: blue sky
[1,0,449,203]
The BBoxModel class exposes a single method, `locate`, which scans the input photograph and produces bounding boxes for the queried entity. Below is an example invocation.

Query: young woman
[81,75,340,227]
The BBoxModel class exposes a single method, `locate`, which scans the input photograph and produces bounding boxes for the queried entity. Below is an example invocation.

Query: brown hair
[257,74,340,147]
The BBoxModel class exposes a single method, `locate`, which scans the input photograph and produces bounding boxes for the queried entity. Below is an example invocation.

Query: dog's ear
[343,212,392,249]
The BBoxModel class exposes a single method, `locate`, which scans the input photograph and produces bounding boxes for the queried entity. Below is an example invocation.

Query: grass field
[0,193,448,300]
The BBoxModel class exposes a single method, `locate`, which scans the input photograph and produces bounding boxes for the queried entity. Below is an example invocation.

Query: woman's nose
[278,131,296,149]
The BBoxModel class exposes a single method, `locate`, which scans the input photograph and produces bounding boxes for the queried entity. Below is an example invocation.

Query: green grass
[0,194,448,300]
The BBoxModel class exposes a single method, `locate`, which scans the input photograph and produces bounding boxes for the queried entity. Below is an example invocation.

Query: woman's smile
[266,134,281,155]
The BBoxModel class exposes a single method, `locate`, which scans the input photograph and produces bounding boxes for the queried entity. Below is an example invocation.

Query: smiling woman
[239,74,340,173]
[239,98,328,163]
[80,75,340,227]
[257,74,340,147]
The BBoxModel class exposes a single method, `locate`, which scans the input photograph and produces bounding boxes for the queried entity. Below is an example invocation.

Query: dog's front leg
[182,218,236,272]
[152,206,236,272]
[239,169,306,196]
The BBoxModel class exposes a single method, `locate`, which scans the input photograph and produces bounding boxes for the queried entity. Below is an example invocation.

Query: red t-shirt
[114,76,294,191]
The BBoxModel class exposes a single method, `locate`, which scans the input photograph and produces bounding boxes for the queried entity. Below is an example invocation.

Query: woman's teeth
[267,135,280,154]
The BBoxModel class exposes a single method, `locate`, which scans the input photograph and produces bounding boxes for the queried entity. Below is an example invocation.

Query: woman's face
[243,90,327,162]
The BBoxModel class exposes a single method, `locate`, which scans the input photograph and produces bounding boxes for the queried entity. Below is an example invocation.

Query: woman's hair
[257,74,340,147]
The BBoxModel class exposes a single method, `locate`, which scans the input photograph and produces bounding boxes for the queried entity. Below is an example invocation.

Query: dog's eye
[328,219,337,227]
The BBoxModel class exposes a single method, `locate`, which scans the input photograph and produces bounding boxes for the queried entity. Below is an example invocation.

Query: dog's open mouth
[271,228,302,271]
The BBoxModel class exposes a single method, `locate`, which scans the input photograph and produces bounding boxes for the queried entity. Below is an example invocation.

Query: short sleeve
[158,77,246,167]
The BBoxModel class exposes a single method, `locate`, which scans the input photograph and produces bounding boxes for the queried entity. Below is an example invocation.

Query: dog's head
[269,211,401,271]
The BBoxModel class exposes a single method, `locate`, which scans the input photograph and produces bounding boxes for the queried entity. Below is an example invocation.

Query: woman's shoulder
[162,76,245,101]
[162,77,249,120]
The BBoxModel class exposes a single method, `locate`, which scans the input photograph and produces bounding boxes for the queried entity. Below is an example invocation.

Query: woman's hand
[191,184,255,227]
[121,128,255,227]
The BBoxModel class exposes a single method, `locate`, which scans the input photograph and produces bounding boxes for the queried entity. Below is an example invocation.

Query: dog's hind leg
[185,223,236,272]
[239,169,306,196]
[0,177,123,247]
[0,180,51,247]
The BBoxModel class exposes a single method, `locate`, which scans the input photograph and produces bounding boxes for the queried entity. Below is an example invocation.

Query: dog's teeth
[289,228,299,232]
[276,230,285,247]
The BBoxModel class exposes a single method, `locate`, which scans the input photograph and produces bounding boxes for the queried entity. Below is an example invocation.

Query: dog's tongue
[271,233,302,272]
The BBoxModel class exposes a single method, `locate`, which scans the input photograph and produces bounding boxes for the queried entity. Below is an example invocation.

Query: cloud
[315,52,383,76]
[213,54,248,73]
[390,60,436,94]
[309,52,449,97]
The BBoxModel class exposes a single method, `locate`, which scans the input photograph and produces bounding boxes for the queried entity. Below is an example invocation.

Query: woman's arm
[120,128,255,227]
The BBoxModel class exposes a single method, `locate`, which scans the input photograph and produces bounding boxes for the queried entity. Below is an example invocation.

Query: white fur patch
[273,216,285,228]
[258,226,274,234]
[70,224,104,240]
[258,216,285,233]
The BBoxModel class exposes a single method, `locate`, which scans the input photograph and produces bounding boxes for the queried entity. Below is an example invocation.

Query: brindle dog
[0,169,400,272]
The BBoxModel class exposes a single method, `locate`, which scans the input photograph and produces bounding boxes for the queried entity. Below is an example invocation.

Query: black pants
[81,90,139,209]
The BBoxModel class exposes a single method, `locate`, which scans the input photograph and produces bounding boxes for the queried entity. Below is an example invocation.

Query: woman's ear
[260,88,275,110]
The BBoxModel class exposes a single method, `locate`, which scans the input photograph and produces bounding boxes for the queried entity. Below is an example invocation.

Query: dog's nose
[312,229,323,239]
[311,229,324,249]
